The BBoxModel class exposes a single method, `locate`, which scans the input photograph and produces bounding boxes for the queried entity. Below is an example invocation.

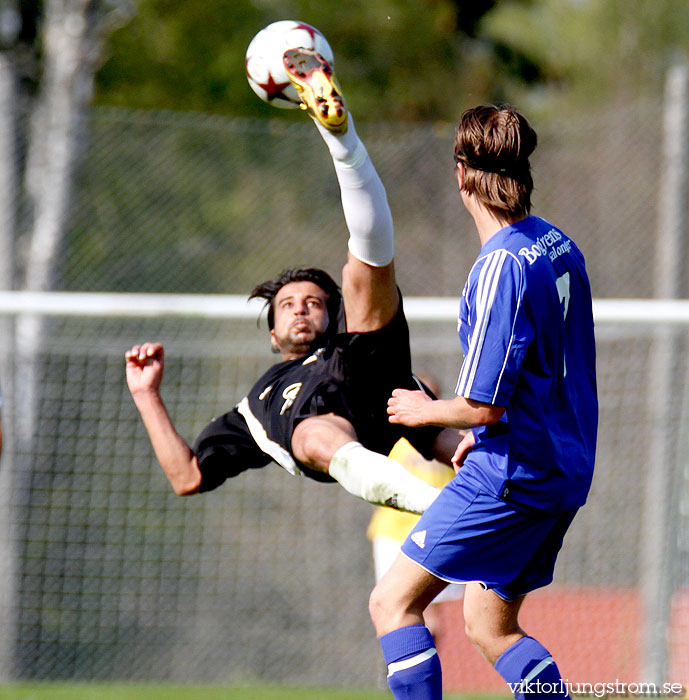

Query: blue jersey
[456,215,597,512]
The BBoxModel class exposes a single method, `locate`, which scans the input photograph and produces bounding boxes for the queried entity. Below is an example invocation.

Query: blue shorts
[400,472,577,601]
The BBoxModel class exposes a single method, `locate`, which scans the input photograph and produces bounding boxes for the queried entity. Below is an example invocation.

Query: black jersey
[193,296,442,491]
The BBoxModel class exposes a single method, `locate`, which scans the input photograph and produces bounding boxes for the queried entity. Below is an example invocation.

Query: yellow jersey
[366,438,454,543]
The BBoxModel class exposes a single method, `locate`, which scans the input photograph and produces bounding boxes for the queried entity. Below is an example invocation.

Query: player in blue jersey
[373,105,598,700]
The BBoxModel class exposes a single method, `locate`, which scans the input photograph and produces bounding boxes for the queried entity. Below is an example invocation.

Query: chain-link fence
[0,101,687,690]
[45,99,686,300]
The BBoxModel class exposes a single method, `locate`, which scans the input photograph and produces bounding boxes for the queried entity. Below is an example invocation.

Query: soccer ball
[245,20,334,109]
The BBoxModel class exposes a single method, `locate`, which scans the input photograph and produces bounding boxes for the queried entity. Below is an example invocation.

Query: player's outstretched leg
[329,442,440,514]
[286,48,394,271]
[292,418,441,514]
[283,47,347,134]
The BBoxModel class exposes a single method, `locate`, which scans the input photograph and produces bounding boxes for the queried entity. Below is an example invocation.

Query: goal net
[0,293,686,690]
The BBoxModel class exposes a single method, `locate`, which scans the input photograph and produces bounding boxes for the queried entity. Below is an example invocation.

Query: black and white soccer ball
[245,20,334,109]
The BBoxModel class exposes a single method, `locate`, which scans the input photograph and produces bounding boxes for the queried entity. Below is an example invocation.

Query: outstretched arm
[125,342,202,496]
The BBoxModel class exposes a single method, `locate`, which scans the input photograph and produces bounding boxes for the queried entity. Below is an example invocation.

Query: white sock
[315,118,394,267]
[328,442,440,514]
[315,117,363,162]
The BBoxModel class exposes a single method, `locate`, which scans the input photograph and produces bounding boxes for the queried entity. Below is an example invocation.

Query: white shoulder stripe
[387,648,437,678]
[457,249,524,399]
[237,397,303,477]
[457,249,507,394]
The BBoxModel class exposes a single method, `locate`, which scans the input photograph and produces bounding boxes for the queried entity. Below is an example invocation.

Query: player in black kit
[125,49,458,513]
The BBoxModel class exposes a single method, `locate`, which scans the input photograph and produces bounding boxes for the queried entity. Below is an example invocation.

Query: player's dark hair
[249,266,342,332]
[454,104,537,221]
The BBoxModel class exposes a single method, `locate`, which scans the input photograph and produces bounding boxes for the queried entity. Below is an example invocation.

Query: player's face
[270,281,330,360]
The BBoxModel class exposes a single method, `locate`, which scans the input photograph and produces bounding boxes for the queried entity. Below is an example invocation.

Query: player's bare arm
[387,388,505,430]
[125,342,202,496]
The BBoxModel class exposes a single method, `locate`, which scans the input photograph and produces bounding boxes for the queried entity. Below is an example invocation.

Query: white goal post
[1,290,689,323]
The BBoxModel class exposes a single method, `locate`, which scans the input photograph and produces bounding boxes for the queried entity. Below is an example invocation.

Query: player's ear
[456,161,465,189]
[269,329,280,354]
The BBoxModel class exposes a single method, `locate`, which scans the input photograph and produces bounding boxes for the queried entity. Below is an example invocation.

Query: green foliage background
[94,0,689,122]
[94,0,522,121]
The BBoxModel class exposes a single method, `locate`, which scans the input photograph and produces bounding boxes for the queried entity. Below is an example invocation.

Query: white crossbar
[0,291,688,324]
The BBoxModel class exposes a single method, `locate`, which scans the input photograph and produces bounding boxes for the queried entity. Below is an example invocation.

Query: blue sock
[495,636,570,700]
[379,624,442,700]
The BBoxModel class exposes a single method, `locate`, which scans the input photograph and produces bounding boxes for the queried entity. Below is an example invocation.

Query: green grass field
[0,684,501,700]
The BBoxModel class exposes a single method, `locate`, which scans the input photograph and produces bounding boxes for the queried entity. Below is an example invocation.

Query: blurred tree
[0,0,136,682]
[0,0,135,442]
[94,0,689,122]
[94,0,508,121]
[479,0,689,113]
[0,0,134,292]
